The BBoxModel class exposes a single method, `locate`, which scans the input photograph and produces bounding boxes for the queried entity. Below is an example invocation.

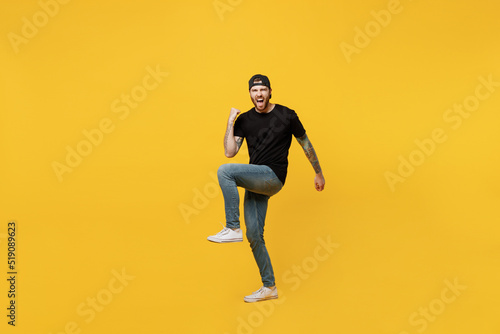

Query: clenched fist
[228,108,241,123]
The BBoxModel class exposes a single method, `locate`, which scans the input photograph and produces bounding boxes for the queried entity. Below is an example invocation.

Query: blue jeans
[217,163,283,287]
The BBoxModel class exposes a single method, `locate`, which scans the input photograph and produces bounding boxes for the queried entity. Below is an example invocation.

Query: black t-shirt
[233,104,306,185]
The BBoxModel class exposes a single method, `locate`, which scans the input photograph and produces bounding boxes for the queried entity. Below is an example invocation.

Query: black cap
[249,74,271,90]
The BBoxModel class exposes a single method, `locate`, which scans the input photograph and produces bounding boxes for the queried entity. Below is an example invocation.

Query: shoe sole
[207,238,243,243]
[244,295,278,303]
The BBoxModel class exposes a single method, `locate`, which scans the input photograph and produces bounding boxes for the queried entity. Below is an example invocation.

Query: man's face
[250,84,272,112]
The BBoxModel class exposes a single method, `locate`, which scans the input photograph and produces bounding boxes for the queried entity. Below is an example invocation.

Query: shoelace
[216,224,230,236]
[253,287,267,295]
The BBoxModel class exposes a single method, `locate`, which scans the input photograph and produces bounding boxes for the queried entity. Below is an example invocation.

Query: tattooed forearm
[223,122,233,156]
[297,134,322,174]
[224,120,243,157]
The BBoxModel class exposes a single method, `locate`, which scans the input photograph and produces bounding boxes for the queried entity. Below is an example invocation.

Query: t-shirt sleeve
[233,114,245,138]
[290,109,306,138]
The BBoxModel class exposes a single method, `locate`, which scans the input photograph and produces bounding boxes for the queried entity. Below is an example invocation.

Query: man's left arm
[296,134,325,191]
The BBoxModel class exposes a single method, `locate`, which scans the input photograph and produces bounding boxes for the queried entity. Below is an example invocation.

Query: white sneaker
[207,227,243,243]
[244,286,278,303]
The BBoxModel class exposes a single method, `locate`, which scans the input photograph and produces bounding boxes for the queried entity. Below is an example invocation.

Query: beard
[251,95,270,112]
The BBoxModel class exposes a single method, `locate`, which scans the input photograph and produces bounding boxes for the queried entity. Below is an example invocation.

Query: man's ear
[270,89,272,99]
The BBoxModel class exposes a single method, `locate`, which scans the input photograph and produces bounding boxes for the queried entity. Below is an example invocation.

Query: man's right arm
[224,108,243,158]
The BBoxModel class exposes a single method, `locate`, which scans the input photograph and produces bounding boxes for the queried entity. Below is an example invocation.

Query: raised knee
[219,164,240,183]
[217,164,232,178]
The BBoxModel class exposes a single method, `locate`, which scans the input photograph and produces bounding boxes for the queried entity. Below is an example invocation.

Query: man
[207,74,325,302]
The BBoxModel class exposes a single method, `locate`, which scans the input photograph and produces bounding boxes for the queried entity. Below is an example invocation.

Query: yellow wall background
[1,0,499,333]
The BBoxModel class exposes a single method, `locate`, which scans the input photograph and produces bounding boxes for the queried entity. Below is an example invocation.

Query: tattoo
[236,137,244,150]
[297,134,322,174]
[224,121,244,156]
[224,122,233,156]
